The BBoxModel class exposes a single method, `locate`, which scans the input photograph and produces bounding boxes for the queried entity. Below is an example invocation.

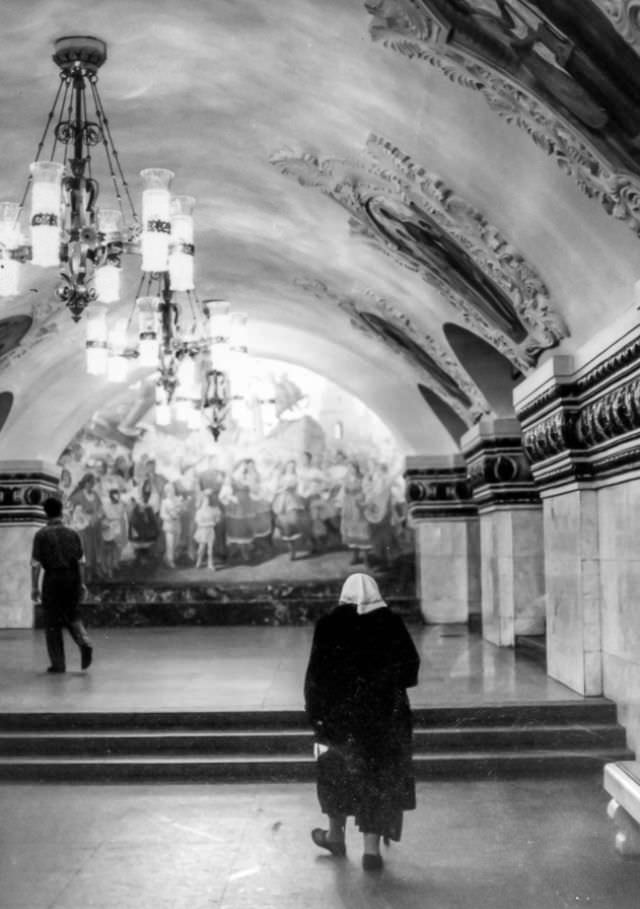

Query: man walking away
[31,496,93,674]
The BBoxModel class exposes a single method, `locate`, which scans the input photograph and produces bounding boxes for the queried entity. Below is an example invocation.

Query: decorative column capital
[515,312,640,493]
[404,454,476,521]
[460,418,539,511]
[0,460,60,524]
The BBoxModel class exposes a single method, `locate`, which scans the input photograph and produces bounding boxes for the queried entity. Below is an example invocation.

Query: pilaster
[461,418,545,647]
[513,309,640,698]
[0,460,60,628]
[404,455,480,625]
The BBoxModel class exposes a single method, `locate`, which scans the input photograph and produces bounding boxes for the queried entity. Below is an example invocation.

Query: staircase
[0,700,632,782]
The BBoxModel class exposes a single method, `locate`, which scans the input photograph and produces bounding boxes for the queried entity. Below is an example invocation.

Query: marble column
[0,460,60,628]
[515,355,601,696]
[461,418,545,648]
[405,455,480,625]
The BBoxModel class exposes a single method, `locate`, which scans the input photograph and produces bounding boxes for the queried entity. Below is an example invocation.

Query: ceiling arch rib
[294,276,490,425]
[0,316,460,460]
[272,134,568,375]
[365,0,640,236]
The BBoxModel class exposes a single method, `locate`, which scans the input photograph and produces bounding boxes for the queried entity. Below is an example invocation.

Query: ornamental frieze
[365,0,640,237]
[273,136,567,373]
[0,470,60,524]
[404,461,477,519]
[518,341,640,481]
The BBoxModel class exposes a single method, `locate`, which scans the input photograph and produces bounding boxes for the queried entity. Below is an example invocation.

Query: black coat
[304,604,420,838]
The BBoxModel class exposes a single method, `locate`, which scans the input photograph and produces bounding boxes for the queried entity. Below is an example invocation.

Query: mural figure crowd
[55,363,412,584]
[56,440,409,582]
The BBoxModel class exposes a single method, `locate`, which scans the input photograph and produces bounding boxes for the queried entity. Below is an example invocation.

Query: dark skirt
[316,733,415,841]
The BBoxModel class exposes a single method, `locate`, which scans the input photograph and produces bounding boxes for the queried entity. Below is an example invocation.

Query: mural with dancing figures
[57,359,414,592]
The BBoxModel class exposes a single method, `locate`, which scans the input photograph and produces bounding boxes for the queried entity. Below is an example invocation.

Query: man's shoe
[362,853,383,871]
[46,666,65,674]
[80,645,93,670]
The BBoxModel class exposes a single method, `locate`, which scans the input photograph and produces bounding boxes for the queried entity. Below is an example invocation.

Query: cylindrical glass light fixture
[30,161,64,267]
[136,296,160,367]
[155,383,171,426]
[85,306,109,376]
[174,355,199,422]
[0,202,21,297]
[106,318,129,383]
[204,300,232,370]
[169,195,195,291]
[95,208,123,303]
[140,168,174,272]
[228,310,249,378]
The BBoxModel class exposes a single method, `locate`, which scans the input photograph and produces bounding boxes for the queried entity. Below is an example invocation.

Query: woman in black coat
[304,573,420,871]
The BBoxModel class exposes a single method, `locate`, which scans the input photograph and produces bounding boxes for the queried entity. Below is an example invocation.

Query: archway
[417,384,469,446]
[443,323,518,416]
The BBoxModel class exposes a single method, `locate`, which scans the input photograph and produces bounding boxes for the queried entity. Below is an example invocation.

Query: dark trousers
[42,572,92,671]
[44,614,92,670]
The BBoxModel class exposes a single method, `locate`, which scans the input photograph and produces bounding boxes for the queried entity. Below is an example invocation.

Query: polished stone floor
[1,778,638,909]
[0,624,581,712]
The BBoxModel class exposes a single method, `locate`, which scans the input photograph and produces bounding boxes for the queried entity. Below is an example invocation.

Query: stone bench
[604,762,640,855]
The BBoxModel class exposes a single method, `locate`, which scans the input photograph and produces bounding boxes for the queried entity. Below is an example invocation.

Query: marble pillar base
[543,488,602,696]
[0,524,38,628]
[0,459,60,629]
[415,518,480,624]
[479,506,545,648]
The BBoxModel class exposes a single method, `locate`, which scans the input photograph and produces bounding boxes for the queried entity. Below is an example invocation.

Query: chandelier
[0,35,246,439]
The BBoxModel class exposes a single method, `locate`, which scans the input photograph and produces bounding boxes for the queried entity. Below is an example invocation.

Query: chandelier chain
[89,80,140,231]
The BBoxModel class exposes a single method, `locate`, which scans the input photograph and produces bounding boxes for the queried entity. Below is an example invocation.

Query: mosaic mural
[56,359,414,591]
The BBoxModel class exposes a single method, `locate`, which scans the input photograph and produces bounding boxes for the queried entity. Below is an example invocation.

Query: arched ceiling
[1,0,639,458]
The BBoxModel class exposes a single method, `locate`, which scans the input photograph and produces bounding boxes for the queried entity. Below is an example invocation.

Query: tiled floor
[0,624,581,712]
[1,778,638,909]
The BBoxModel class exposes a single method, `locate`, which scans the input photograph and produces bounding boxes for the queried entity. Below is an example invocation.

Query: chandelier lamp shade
[0,35,248,441]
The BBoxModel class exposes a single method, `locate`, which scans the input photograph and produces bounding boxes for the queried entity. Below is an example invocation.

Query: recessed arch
[359,311,473,409]
[443,323,518,417]
[0,315,32,358]
[0,391,13,434]
[417,384,468,446]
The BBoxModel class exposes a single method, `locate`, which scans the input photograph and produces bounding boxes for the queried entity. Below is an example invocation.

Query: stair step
[0,747,632,782]
[0,724,627,756]
[0,700,619,732]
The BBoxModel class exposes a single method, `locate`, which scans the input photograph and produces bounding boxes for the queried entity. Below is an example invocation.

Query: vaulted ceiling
[1,0,639,459]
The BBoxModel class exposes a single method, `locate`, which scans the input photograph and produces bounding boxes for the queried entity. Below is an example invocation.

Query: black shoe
[46,666,65,674]
[311,828,346,857]
[80,645,93,670]
[362,853,383,871]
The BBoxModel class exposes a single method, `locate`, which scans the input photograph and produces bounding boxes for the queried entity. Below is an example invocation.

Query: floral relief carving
[272,137,567,375]
[364,0,640,237]
[594,1,640,52]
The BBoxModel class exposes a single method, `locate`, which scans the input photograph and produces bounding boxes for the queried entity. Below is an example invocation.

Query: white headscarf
[339,573,387,615]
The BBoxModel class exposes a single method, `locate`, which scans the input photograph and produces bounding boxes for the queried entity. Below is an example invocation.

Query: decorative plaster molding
[0,298,66,370]
[517,333,640,485]
[273,137,566,374]
[462,431,540,508]
[594,1,640,52]
[404,461,477,519]
[294,275,488,422]
[0,468,60,524]
[365,0,640,237]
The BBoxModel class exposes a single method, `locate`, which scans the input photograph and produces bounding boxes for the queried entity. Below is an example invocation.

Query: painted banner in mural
[57,359,413,589]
